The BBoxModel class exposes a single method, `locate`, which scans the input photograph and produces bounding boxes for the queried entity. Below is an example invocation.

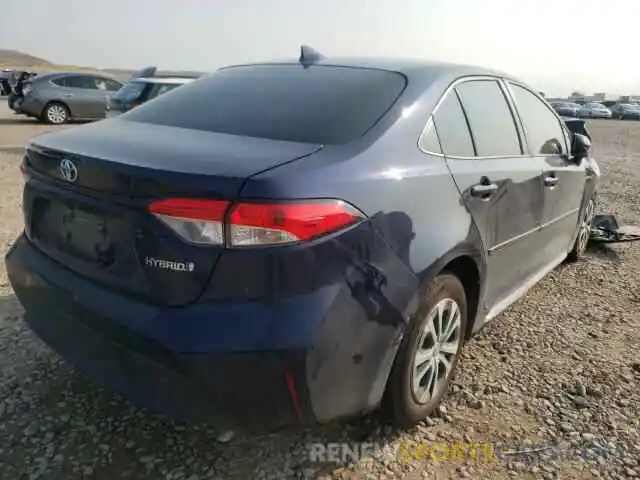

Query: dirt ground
[0,102,638,480]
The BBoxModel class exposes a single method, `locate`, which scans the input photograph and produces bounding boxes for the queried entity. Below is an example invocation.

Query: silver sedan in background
[17,72,122,124]
[577,102,612,119]
[609,103,640,120]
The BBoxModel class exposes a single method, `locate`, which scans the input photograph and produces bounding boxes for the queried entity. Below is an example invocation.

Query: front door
[433,78,547,311]
[506,82,587,265]
[63,76,113,118]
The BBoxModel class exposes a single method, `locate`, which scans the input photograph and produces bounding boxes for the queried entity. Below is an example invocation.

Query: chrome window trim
[418,74,570,160]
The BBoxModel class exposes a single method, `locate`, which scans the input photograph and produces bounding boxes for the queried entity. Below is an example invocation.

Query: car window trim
[452,87,479,156]
[505,80,570,157]
[418,74,526,160]
[419,115,444,154]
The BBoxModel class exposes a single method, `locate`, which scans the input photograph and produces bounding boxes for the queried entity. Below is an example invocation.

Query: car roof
[131,77,195,85]
[33,71,119,82]
[221,57,523,85]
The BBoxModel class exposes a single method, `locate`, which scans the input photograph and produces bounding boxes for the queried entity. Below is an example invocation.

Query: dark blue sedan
[5,47,599,431]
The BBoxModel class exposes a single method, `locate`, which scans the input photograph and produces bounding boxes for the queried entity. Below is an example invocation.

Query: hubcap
[47,105,67,124]
[578,200,595,253]
[411,298,462,404]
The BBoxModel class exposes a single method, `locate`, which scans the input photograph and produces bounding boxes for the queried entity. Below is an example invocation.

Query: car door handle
[470,183,498,197]
[62,94,74,98]
[543,176,558,187]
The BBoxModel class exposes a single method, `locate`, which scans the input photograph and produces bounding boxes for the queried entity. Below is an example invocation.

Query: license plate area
[31,196,128,270]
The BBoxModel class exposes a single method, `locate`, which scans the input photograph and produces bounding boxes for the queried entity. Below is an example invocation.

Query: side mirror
[571,133,591,162]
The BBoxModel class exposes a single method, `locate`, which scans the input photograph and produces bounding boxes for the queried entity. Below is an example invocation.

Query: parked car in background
[6,48,599,432]
[6,70,37,110]
[16,72,122,124]
[577,102,612,119]
[550,101,580,117]
[0,68,14,96]
[609,103,640,120]
[561,116,592,142]
[106,76,196,118]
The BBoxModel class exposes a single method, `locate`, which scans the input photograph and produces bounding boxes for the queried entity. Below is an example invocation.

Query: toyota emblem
[58,158,78,183]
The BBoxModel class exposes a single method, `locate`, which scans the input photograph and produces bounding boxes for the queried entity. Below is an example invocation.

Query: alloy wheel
[46,104,67,124]
[577,199,595,253]
[411,298,462,404]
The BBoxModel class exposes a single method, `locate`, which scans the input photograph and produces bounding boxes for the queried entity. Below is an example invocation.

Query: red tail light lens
[19,156,29,179]
[228,200,364,246]
[147,198,364,247]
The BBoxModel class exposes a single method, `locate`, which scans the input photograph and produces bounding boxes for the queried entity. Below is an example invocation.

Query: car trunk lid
[22,119,322,306]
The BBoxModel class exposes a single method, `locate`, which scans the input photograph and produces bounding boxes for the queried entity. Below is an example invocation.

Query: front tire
[42,102,69,124]
[384,273,468,428]
[567,196,596,262]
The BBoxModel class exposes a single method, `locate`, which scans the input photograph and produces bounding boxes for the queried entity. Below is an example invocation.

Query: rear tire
[42,102,69,124]
[567,196,596,262]
[384,273,468,428]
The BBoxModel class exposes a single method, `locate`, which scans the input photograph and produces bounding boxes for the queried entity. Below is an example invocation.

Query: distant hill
[0,50,206,81]
[0,49,52,68]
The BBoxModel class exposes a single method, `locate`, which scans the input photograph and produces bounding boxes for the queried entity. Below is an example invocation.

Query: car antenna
[299,45,325,68]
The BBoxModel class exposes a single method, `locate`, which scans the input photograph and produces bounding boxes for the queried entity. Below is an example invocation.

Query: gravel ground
[0,107,638,479]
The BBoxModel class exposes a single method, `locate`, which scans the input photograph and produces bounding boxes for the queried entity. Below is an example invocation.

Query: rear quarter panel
[236,77,487,420]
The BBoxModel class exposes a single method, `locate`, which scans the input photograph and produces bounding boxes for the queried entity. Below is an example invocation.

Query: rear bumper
[19,96,44,117]
[5,234,313,430]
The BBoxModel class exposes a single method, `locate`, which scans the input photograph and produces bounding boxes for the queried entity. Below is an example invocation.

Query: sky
[1,0,639,97]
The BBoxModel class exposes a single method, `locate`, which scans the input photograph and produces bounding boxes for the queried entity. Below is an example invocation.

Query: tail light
[19,156,29,179]
[148,198,227,245]
[148,198,364,247]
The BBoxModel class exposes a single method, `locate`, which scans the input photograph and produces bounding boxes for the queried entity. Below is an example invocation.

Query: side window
[51,77,67,87]
[418,116,442,154]
[104,80,122,91]
[455,80,522,156]
[63,76,97,89]
[509,83,568,155]
[432,91,475,157]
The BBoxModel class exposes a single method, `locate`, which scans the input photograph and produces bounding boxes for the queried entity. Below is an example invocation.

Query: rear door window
[455,80,522,156]
[121,65,407,145]
[63,75,99,90]
[431,90,475,157]
[51,77,68,87]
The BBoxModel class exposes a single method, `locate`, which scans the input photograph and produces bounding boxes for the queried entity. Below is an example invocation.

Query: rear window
[121,65,407,145]
[114,81,148,101]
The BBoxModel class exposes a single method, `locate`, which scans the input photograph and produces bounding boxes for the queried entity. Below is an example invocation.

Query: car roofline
[131,77,195,85]
[216,57,519,83]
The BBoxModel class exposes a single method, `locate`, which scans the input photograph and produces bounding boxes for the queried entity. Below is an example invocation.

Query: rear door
[433,78,546,310]
[23,120,322,307]
[506,81,586,265]
[57,75,102,118]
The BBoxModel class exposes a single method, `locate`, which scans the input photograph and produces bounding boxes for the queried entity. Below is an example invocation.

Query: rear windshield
[113,81,147,101]
[121,65,407,145]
